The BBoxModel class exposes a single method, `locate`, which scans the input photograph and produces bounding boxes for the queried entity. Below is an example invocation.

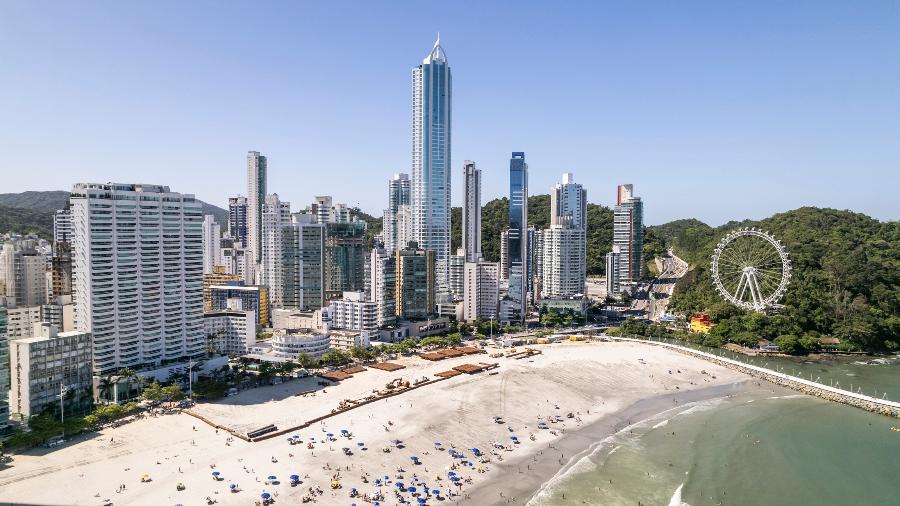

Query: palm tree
[98,375,119,403]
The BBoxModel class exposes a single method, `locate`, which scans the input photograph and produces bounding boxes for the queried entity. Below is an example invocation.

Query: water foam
[667,483,691,506]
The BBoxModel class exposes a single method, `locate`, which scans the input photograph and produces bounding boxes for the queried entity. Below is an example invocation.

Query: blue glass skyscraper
[507,152,528,321]
[411,36,452,298]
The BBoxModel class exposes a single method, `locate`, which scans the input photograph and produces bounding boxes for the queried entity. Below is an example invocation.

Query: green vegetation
[654,207,900,353]
[0,190,228,236]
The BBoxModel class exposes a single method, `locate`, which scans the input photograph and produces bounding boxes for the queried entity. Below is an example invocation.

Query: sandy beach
[0,341,750,506]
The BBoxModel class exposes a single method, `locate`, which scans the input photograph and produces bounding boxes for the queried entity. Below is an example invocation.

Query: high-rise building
[8,322,93,420]
[499,229,509,281]
[606,246,622,297]
[54,208,72,245]
[327,291,378,335]
[1,242,47,306]
[309,196,352,224]
[70,183,204,375]
[463,261,499,322]
[369,246,397,327]
[396,241,435,321]
[411,36,452,296]
[246,151,267,282]
[283,213,325,311]
[448,249,465,300]
[505,152,528,322]
[551,173,587,229]
[228,196,248,246]
[540,173,587,299]
[383,173,412,252]
[540,222,587,298]
[202,214,222,274]
[5,305,43,339]
[0,306,9,431]
[613,184,643,289]
[260,194,291,307]
[462,161,481,262]
[323,221,368,301]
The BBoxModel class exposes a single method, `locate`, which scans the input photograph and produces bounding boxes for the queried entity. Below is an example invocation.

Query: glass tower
[411,36,452,298]
[507,152,528,321]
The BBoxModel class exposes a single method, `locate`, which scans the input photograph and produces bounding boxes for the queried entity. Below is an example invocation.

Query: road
[630,249,689,321]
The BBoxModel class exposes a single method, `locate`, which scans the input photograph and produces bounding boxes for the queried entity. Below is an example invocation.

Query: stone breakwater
[613,337,900,418]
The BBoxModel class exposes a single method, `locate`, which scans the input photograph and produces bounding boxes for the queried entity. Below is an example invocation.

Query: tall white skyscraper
[70,183,204,375]
[411,36,452,297]
[613,184,644,290]
[260,194,291,308]
[462,160,481,263]
[541,173,587,298]
[202,214,222,274]
[551,173,587,230]
[246,151,267,283]
[368,246,396,327]
[383,173,411,252]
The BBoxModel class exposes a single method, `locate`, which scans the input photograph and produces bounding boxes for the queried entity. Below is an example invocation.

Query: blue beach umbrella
[290,474,299,481]
[267,475,277,481]
[407,486,417,493]
[229,484,236,489]
[212,471,220,476]
[261,492,271,499]
[417,498,426,504]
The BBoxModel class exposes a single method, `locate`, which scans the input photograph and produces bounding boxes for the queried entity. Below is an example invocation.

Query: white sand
[0,341,746,506]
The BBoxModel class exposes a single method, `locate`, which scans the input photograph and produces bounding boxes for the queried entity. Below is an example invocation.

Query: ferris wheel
[710,228,791,312]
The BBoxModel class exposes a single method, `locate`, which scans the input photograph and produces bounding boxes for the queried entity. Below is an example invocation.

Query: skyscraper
[202,214,222,274]
[396,241,435,321]
[70,183,204,375]
[541,173,588,298]
[505,152,528,322]
[323,221,368,300]
[551,173,587,230]
[283,213,325,311]
[369,246,397,327]
[228,196,248,246]
[462,161,481,263]
[613,184,644,290]
[463,261,499,322]
[0,306,8,432]
[383,173,411,252]
[411,36,452,296]
[246,151,267,282]
[260,194,291,307]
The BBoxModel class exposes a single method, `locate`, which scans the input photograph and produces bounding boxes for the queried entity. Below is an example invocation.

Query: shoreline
[462,380,760,506]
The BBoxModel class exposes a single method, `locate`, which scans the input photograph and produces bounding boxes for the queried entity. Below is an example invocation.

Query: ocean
[529,355,900,506]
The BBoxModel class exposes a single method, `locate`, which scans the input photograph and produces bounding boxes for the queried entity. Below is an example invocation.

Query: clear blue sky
[1,1,897,225]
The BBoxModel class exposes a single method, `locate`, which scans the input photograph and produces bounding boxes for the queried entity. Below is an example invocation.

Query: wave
[527,397,726,505]
[668,482,691,506]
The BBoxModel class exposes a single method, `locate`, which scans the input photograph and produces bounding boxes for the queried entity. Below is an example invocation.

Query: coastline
[462,380,761,506]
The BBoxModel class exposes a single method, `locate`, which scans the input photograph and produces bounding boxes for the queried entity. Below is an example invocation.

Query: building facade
[202,267,242,311]
[324,221,367,301]
[260,194,291,307]
[605,246,622,297]
[463,261,499,322]
[396,241,435,321]
[283,214,325,311]
[505,152,529,322]
[613,184,643,289]
[411,36,452,296]
[70,183,205,375]
[383,173,411,252]
[1,242,47,307]
[209,285,269,327]
[449,249,465,301]
[203,309,256,355]
[202,214,222,274]
[8,323,93,420]
[6,304,43,339]
[327,291,378,335]
[246,151,267,283]
[369,246,397,327]
[540,224,587,298]
[0,306,8,431]
[461,160,482,263]
[228,196,248,246]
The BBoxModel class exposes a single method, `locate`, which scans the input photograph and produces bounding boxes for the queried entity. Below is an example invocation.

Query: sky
[1,1,898,225]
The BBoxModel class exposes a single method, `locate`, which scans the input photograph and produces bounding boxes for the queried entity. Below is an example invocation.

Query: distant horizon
[2,2,897,225]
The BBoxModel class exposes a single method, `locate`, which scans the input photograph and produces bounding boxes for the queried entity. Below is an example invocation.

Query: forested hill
[655,207,900,352]
[0,190,229,239]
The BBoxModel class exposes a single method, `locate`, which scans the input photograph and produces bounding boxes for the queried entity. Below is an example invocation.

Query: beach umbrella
[267,475,277,480]
[396,482,404,488]
[341,429,349,433]
[212,471,220,476]
[290,474,299,481]
[407,486,417,493]
[327,433,334,437]
[374,479,382,486]
[261,492,271,499]
[417,498,426,504]
[229,484,236,489]
[357,442,365,446]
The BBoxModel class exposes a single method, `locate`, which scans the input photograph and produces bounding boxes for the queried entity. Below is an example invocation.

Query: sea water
[529,389,900,505]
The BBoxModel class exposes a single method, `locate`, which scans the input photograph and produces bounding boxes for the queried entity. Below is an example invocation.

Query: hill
[0,190,229,235]
[649,208,900,353]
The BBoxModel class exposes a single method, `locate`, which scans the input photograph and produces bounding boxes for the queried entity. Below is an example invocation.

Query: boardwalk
[613,336,900,418]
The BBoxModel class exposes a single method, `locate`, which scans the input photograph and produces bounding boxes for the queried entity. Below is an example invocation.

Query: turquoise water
[530,391,900,505]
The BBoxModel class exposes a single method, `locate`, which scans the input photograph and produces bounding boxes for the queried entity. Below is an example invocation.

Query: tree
[98,375,119,403]
[296,352,318,370]
[774,334,802,355]
[141,381,164,402]
[160,384,184,404]
[321,350,352,368]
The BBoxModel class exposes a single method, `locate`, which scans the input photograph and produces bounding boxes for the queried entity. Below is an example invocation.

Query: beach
[0,341,749,506]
